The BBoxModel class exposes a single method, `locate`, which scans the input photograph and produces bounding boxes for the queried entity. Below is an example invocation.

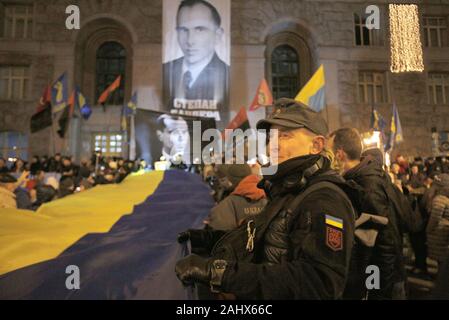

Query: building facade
[1,0,449,161]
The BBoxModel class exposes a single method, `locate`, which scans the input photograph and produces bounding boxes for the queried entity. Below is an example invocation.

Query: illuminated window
[354,13,383,46]
[358,71,388,104]
[423,16,447,47]
[93,133,123,156]
[428,73,449,104]
[270,45,300,100]
[95,41,126,105]
[0,66,30,100]
[1,4,33,39]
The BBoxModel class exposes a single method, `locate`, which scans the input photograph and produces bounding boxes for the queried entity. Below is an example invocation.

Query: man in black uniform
[175,99,355,299]
[328,128,406,299]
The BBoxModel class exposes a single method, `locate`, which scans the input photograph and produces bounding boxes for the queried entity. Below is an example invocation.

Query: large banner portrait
[135,109,216,167]
[162,0,230,128]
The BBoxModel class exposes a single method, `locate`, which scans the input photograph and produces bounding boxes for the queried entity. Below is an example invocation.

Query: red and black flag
[30,85,53,133]
[249,78,273,112]
[222,106,250,142]
[36,85,52,113]
[97,75,121,107]
[57,105,71,138]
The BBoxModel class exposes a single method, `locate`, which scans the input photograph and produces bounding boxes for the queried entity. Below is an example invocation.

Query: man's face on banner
[176,3,223,66]
[157,118,190,157]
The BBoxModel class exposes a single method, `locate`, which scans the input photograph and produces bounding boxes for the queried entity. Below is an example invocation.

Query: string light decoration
[389,4,424,73]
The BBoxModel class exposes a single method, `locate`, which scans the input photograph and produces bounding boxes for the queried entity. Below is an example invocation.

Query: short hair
[361,148,384,166]
[329,128,362,161]
[156,114,188,132]
[176,0,221,28]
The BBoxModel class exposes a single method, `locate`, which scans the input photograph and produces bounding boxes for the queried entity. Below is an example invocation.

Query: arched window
[270,45,300,100]
[95,41,126,105]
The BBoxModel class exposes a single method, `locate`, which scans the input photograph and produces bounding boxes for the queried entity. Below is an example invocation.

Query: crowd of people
[174,98,449,300]
[1,99,449,300]
[0,152,146,211]
[389,154,449,281]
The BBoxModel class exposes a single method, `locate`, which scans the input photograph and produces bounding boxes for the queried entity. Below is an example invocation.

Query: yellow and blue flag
[370,108,387,132]
[370,107,387,145]
[0,170,214,299]
[295,64,326,112]
[325,214,343,229]
[51,72,68,114]
[75,86,92,120]
[386,103,404,152]
[124,91,138,117]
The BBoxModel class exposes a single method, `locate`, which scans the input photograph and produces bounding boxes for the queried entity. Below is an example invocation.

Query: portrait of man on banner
[163,0,230,127]
[134,109,216,168]
[156,114,190,164]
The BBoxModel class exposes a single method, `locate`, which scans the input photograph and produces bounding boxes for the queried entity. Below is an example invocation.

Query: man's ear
[215,27,224,41]
[311,136,325,155]
[335,149,347,162]
[156,130,163,142]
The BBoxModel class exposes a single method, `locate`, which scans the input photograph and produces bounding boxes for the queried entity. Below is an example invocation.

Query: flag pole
[65,111,72,156]
[50,113,56,156]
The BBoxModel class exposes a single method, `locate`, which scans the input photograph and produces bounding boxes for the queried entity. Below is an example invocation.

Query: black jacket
[219,155,355,299]
[343,157,405,300]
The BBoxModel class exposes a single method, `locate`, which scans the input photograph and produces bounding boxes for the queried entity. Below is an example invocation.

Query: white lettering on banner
[170,109,221,121]
[174,98,218,111]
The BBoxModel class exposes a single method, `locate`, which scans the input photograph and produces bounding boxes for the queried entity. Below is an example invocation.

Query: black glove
[177,230,192,244]
[177,229,226,255]
[175,255,229,292]
[175,254,213,286]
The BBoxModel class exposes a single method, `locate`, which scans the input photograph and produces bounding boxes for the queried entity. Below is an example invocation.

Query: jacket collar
[259,154,329,199]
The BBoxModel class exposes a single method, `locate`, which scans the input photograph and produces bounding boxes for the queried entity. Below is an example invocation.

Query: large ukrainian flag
[295,64,326,112]
[0,170,213,299]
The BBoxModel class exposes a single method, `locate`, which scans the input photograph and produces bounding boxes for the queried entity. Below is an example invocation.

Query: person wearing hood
[328,128,406,300]
[212,164,252,203]
[58,176,75,198]
[206,174,267,231]
[31,185,57,211]
[176,99,355,299]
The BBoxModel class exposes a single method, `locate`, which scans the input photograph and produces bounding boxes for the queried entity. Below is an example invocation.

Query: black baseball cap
[256,98,328,136]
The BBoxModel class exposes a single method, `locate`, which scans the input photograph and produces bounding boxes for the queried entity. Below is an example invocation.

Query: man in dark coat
[328,128,406,299]
[206,174,267,231]
[175,99,355,299]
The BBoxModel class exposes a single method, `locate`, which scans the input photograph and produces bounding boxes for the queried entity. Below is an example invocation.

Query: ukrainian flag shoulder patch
[325,214,343,229]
